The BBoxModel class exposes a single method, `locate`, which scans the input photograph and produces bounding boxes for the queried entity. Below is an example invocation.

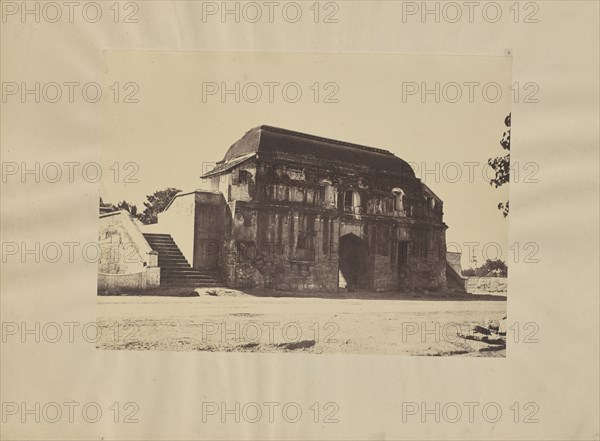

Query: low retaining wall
[98,268,160,291]
[467,277,507,294]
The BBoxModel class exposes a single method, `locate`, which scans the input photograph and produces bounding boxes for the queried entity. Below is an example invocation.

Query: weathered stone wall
[220,202,446,292]
[467,277,508,294]
[221,203,340,291]
[221,239,339,291]
[98,269,160,291]
[396,226,447,291]
[373,253,397,291]
[220,239,265,289]
[253,160,443,223]
[192,192,226,270]
[213,157,448,293]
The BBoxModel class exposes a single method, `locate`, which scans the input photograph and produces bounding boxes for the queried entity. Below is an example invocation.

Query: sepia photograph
[96,52,512,356]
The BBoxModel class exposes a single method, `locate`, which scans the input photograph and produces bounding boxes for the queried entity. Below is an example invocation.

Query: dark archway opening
[338,233,369,290]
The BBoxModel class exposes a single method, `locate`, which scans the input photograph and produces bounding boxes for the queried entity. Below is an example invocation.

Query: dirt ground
[96,289,507,357]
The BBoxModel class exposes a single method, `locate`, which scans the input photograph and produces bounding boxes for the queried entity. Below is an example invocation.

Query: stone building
[99,125,463,293]
[200,125,450,292]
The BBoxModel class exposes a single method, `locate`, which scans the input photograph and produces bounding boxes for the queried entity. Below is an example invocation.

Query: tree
[480,259,508,277]
[99,197,137,216]
[137,187,181,224]
[117,200,137,216]
[488,113,510,217]
[99,197,117,213]
[462,259,508,277]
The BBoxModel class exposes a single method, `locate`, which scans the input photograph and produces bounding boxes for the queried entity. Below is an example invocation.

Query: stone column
[320,178,336,209]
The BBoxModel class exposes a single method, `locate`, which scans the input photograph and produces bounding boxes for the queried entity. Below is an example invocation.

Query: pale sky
[102,51,511,268]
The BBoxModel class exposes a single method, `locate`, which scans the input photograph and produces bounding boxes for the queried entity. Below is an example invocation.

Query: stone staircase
[143,233,221,287]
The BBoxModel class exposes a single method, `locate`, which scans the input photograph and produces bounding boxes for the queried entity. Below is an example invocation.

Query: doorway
[338,233,369,290]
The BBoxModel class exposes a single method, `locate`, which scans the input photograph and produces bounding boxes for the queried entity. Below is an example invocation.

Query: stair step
[161,273,219,279]
[162,280,224,288]
[161,267,215,278]
[144,233,222,287]
[161,272,218,276]
[163,266,203,274]
[162,276,219,282]
[162,280,220,285]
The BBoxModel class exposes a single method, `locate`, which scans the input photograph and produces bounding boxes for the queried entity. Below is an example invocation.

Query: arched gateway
[338,233,369,290]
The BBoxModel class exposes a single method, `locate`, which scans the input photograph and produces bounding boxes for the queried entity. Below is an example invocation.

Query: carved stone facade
[199,125,449,292]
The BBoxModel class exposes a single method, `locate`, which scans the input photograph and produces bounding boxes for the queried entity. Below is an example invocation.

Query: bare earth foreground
[97,289,506,357]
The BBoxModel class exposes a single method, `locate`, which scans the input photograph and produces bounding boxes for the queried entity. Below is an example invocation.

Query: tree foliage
[488,113,510,217]
[99,197,116,213]
[136,187,181,224]
[100,188,181,223]
[116,200,137,216]
[462,259,508,277]
[99,198,137,216]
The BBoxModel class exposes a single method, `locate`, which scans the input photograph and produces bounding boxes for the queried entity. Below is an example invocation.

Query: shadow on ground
[99,286,506,301]
[243,289,506,302]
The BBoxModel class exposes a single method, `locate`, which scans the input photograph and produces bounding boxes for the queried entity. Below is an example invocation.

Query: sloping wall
[155,191,226,270]
[157,192,197,266]
[446,251,463,275]
[97,211,159,290]
[446,251,468,292]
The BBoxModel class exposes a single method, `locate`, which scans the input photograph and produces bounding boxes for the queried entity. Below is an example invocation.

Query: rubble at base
[458,316,507,349]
